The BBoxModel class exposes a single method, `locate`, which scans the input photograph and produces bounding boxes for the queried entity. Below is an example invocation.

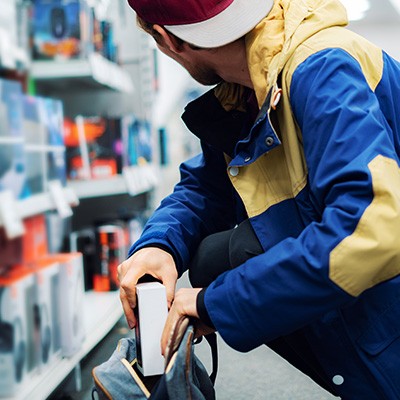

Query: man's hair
[136,15,162,43]
[136,15,203,50]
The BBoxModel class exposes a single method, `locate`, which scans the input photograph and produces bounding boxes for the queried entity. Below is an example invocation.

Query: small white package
[135,282,168,376]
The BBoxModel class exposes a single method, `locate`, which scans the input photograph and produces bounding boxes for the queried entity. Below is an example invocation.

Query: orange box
[94,224,126,292]
[0,215,48,270]
[22,214,48,265]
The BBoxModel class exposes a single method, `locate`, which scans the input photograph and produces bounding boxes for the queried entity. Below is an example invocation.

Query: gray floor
[50,273,338,399]
[196,335,337,400]
[50,318,337,400]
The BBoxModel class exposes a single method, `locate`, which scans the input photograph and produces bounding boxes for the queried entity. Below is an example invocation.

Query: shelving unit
[1,1,159,398]
[0,39,29,70]
[16,187,79,221]
[0,186,79,238]
[31,53,134,93]
[68,165,158,199]
[5,291,123,400]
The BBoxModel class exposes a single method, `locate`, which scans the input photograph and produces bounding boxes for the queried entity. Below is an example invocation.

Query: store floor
[49,318,337,400]
[50,274,337,400]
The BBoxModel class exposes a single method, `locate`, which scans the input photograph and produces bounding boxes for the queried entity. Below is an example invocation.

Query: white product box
[135,282,168,376]
[0,268,37,397]
[43,253,86,357]
[34,259,62,370]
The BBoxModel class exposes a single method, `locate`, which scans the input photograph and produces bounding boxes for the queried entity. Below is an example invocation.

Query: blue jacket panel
[128,16,400,396]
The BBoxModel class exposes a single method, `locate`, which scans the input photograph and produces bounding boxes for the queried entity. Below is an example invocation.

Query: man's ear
[153,24,184,53]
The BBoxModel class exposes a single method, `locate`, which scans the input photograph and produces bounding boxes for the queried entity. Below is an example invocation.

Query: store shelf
[31,53,134,93]
[0,29,30,70]
[7,291,123,400]
[0,186,79,233]
[68,165,158,199]
[18,187,79,220]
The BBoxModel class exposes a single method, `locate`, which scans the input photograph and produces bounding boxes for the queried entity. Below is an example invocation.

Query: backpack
[92,317,217,400]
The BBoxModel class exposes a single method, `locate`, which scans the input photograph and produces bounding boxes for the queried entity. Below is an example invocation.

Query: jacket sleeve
[128,141,237,275]
[203,48,400,351]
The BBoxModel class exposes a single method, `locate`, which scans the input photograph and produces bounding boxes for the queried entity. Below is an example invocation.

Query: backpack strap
[204,333,218,385]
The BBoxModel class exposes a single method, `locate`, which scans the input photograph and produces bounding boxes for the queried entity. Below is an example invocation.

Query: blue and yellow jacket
[130,0,400,396]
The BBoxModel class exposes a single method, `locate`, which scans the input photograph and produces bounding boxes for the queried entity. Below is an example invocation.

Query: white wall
[349,22,400,59]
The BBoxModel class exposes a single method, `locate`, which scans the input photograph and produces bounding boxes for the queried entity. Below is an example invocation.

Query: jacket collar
[246,0,348,107]
[182,0,348,162]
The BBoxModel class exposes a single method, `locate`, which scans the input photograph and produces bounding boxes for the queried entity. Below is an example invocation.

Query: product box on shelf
[45,211,69,254]
[64,116,120,180]
[43,97,67,186]
[22,95,66,196]
[33,259,62,370]
[121,116,153,167]
[0,78,27,200]
[42,252,86,357]
[93,223,127,292]
[0,214,48,271]
[31,0,94,60]
[0,267,38,397]
[70,228,97,291]
[23,214,49,266]
[100,20,117,63]
[100,118,123,174]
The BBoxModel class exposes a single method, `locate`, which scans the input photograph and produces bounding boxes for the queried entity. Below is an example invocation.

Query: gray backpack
[92,317,217,399]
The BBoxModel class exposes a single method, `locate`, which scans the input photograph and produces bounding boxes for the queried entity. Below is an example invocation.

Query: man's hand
[118,247,178,329]
[161,288,214,355]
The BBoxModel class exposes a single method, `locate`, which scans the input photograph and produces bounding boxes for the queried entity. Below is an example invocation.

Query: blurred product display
[0,0,158,398]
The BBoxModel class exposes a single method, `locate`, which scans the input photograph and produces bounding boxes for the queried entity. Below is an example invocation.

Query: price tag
[123,166,139,196]
[48,180,73,219]
[90,53,108,86]
[0,191,25,239]
[144,165,159,187]
[0,30,16,69]
[136,167,149,192]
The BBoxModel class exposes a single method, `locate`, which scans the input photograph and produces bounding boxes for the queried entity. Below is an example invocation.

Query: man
[118,0,400,398]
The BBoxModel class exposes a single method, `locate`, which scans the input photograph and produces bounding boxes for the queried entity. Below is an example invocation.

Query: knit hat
[127,0,274,48]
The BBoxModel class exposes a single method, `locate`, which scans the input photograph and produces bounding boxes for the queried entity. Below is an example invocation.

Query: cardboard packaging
[0,214,48,271]
[94,224,126,292]
[0,78,26,200]
[22,95,66,196]
[31,0,94,60]
[64,117,121,180]
[70,228,97,291]
[34,259,62,370]
[42,252,86,357]
[0,267,37,397]
[135,282,168,376]
[121,116,153,167]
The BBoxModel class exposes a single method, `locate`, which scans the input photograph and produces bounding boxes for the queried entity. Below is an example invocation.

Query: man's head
[127,0,274,49]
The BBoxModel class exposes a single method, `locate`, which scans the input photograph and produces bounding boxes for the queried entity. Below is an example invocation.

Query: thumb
[163,275,177,308]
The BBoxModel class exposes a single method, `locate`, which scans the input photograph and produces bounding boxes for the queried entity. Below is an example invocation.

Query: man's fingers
[119,264,144,306]
[120,288,136,329]
[161,308,174,355]
[163,274,177,308]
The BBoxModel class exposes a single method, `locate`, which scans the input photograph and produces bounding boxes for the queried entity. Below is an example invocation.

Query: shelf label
[143,165,159,187]
[75,116,92,180]
[0,191,25,239]
[0,29,16,69]
[48,180,73,219]
[123,166,140,196]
